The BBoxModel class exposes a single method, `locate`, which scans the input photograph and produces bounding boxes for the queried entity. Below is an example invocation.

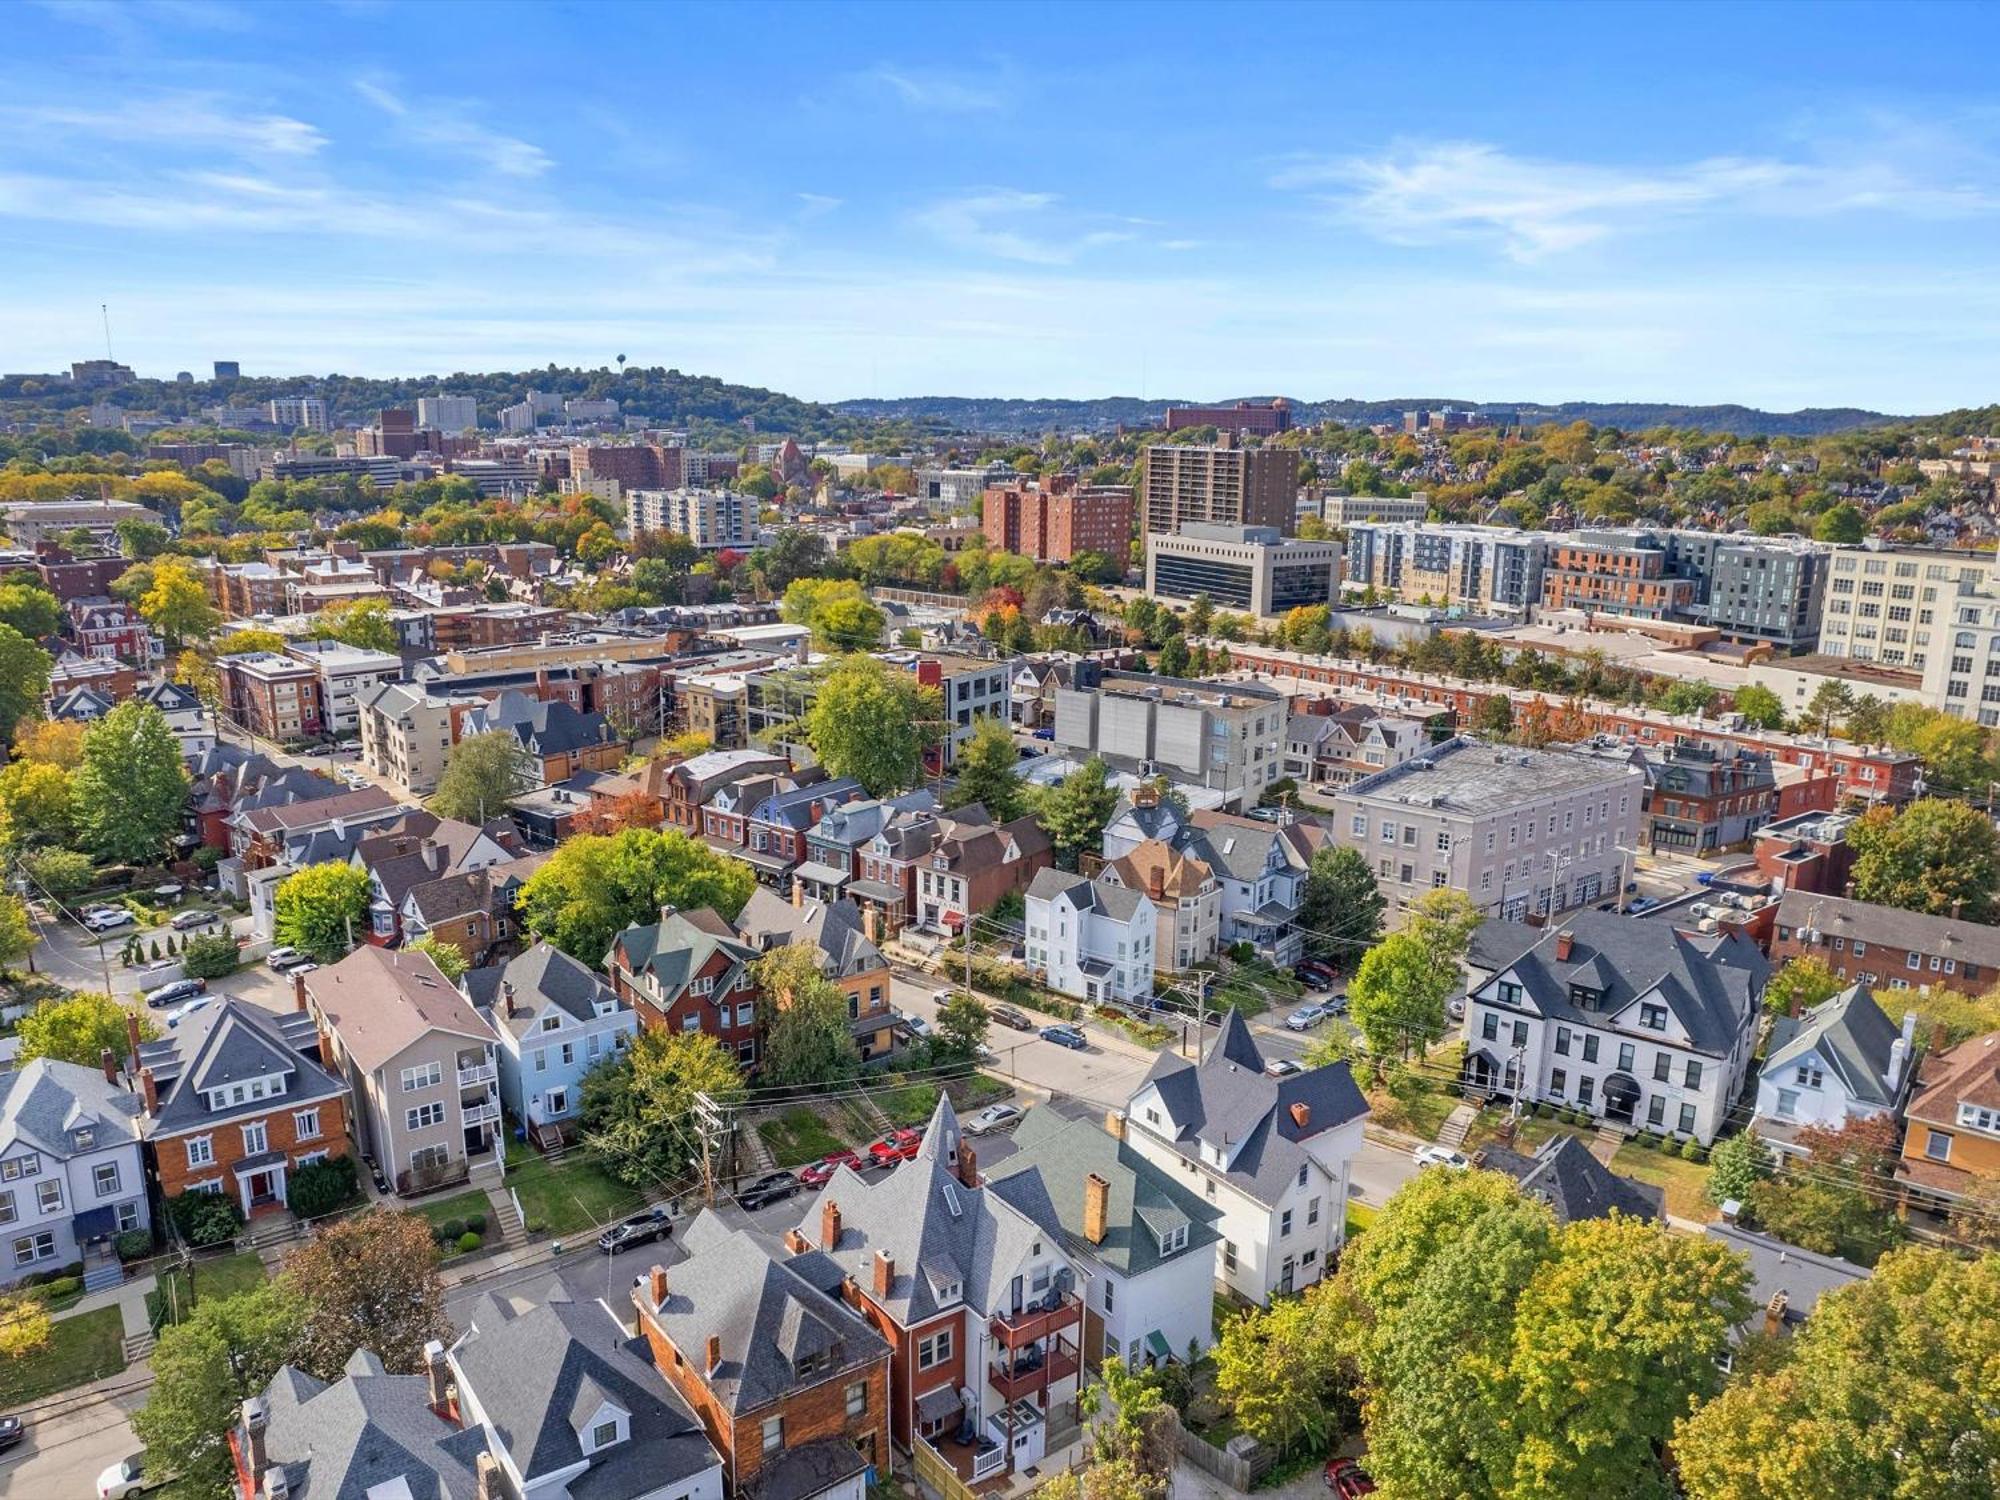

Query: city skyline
[8,1,2000,409]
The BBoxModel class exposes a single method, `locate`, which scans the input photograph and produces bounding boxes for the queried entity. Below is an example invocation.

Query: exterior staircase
[122,1329,156,1362]
[1436,1103,1478,1151]
[484,1185,529,1250]
[82,1257,125,1295]
[1591,1123,1628,1165]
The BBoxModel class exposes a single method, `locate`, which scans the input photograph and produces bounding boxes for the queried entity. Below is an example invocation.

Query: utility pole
[691,1090,729,1207]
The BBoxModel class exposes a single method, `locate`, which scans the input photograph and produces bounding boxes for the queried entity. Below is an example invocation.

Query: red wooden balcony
[988,1344,1079,1402]
[989,1294,1080,1350]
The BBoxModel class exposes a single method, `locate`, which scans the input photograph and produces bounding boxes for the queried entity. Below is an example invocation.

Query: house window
[1103,1278,1115,1313]
[1639,1004,1666,1030]
[1578,1078,1595,1106]
[1960,1104,2000,1134]
[917,1328,953,1370]
[12,1231,56,1267]
[401,1061,442,1092]
[93,1163,120,1196]
[1549,1069,1566,1097]
[1280,1209,1293,1237]
[540,1016,562,1033]
[592,1420,619,1450]
[762,1416,784,1453]
[411,1143,451,1175]
[1653,1054,1671,1083]
[1497,981,1522,1006]
[1647,1095,1666,1127]
[186,1137,214,1168]
[242,1122,268,1155]
[1481,1014,1498,1042]
[1512,1020,1528,1048]
[1158,1224,1189,1254]
[1306,1196,1321,1226]
[1684,1061,1703,1090]
[1582,1035,1600,1064]
[1222,1241,1237,1273]
[1776,1089,1800,1119]
[1925,1130,1952,1162]
[1794,1063,1824,1088]
[407,1102,446,1131]
[1617,1043,1634,1073]
[294,1110,320,1140]
[1554,1027,1571,1056]
[35,1180,62,1215]
[1678,1103,1697,1136]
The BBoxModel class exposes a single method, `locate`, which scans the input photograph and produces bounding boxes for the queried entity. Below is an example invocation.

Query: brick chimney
[1083,1173,1109,1246]
[873,1249,895,1297]
[475,1451,503,1500]
[100,1047,118,1085]
[241,1397,269,1474]
[502,981,516,1018]
[1104,1110,1126,1142]
[1762,1291,1789,1338]
[1147,864,1164,902]
[317,1028,338,1072]
[1932,1022,1950,1054]
[705,1333,722,1374]
[958,1142,978,1189]
[1133,782,1159,810]
[649,1264,668,1308]
[139,1067,158,1117]
[1289,1102,1311,1130]
[126,1012,143,1074]
[292,970,308,1013]
[423,1339,450,1415]
[1789,996,1803,1019]
[792,877,805,909]
[820,1199,842,1249]
[862,905,881,945]
[783,1228,809,1254]
[1554,930,1574,962]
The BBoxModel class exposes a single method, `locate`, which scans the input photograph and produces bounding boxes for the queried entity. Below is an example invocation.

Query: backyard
[147,1248,267,1326]
[504,1141,646,1237]
[0,1305,124,1405]
[758,1106,849,1168]
[1611,1141,1715,1221]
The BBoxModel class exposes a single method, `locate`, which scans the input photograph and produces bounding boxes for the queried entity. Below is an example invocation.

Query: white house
[0,1058,150,1290]
[1753,984,1918,1155]
[469,942,636,1148]
[986,1106,1221,1370]
[134,679,216,758]
[1121,1012,1369,1304]
[1025,869,1155,1004]
[1460,910,1766,1146]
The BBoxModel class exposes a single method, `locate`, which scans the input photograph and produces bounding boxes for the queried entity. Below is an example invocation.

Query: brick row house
[664,749,789,834]
[1770,891,2000,998]
[910,808,1055,937]
[736,889,900,1063]
[607,908,765,1069]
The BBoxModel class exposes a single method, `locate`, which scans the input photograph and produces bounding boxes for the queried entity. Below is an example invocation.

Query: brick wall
[153,1094,350,1200]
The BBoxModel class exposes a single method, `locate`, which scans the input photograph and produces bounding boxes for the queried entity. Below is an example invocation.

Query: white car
[266,946,308,970]
[1285,1002,1329,1032]
[1264,1059,1303,1078]
[1413,1144,1471,1171]
[964,1104,1021,1136]
[97,1455,154,1500]
[82,907,134,932]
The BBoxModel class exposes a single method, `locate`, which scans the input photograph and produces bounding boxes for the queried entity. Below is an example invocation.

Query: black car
[0,1413,22,1451]
[736,1171,803,1211]
[598,1206,677,1254]
[989,1005,1034,1032]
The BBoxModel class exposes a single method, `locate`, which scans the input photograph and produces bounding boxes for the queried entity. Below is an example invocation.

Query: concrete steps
[82,1261,125,1295]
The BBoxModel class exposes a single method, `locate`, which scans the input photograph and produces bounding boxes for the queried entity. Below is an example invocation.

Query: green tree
[1813,501,1867,543]
[0,758,74,850]
[0,624,52,741]
[70,701,190,863]
[16,991,154,1066]
[134,1282,303,1491]
[1704,1129,1770,1207]
[138,556,221,648]
[0,581,61,640]
[1295,845,1386,961]
[1185,593,1214,636]
[114,516,171,559]
[180,932,240,980]
[804,655,934,796]
[517,827,754,961]
[273,861,371,962]
[1802,679,1854,737]
[945,717,1025,821]
[316,597,399,652]
[1034,757,1119,871]
[408,933,468,980]
[1473,694,1515,736]
[1156,634,1191,677]
[1732,682,1786,729]
[20,846,92,897]
[933,989,990,1060]
[1763,954,1844,1018]
[812,593,887,652]
[1211,1283,1359,1455]
[1674,1247,2000,1500]
[754,942,862,1086]
[581,1028,742,1189]
[429,730,534,823]
[278,1211,451,1380]
[0,892,35,970]
[1744,1116,1903,1265]
[1347,888,1481,1060]
[0,1291,50,1361]
[1848,797,2000,922]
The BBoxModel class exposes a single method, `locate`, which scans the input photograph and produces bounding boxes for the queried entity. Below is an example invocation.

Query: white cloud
[910,189,1134,265]
[862,67,1004,114]
[797,192,843,218]
[2,96,325,156]
[352,74,551,177]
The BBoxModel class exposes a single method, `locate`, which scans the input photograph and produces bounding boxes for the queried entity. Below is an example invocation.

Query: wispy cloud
[862,66,1004,114]
[1,95,324,156]
[353,73,551,177]
[1276,137,2000,261]
[797,192,843,219]
[910,189,1131,265]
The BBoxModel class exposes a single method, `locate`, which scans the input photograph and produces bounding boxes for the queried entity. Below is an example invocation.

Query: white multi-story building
[1814,542,1994,678]
[1459,911,1765,1146]
[627,488,753,550]
[0,1059,150,1289]
[1122,1012,1368,1303]
[1331,736,1644,923]
[285,639,403,736]
[266,395,330,432]
[1753,985,1918,1155]
[1342,521,1551,616]
[1025,869,1156,1004]
[417,394,478,433]
[1053,670,1286,813]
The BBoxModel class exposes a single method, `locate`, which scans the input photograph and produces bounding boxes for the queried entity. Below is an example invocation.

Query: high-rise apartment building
[267,395,330,432]
[1142,435,1296,536]
[573,444,684,491]
[1815,544,1992,677]
[627,488,753,550]
[981,477,1134,563]
[1344,522,1550,617]
[416,394,478,432]
[212,360,240,380]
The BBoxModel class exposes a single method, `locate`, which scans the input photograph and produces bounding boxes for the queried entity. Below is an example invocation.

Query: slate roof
[239,784,401,835]
[135,679,203,714]
[751,777,863,831]
[1773,890,2000,973]
[306,947,497,1072]
[1704,1223,1869,1331]
[1026,868,1148,924]
[746,1438,873,1500]
[136,999,346,1136]
[50,685,114,720]
[451,1279,719,1499]
[0,1057,144,1160]
[638,1212,888,1417]
[987,1108,1222,1278]
[794,1096,1071,1325]
[405,867,498,927]
[1765,984,1909,1110]
[1904,1028,2000,1128]
[1133,1010,1368,1207]
[734,889,886,980]
[464,689,615,757]
[607,907,760,999]
[473,943,626,1041]
[1104,839,1214,902]
[1474,1135,1663,1224]
[253,1348,489,1500]
[1467,909,1766,1060]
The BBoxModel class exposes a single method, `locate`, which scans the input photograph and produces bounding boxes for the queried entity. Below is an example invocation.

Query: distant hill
[831,394,1902,437]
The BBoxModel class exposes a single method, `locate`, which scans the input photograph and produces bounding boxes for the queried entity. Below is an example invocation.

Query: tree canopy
[16,990,154,1067]
[804,655,936,796]
[429,729,534,824]
[1848,797,2000,922]
[581,1028,741,1189]
[516,827,754,961]
[753,942,862,1086]
[70,701,190,863]
[273,861,371,962]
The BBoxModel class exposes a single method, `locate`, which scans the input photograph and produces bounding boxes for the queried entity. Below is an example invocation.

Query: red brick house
[665,750,789,834]
[605,907,763,1068]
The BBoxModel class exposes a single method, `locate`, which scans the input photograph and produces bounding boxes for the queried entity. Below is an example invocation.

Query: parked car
[1032,727,1055,741]
[797,1149,866,1188]
[1412,1144,1470,1171]
[152,883,184,900]
[1324,1459,1377,1498]
[98,1455,155,1500]
[82,906,133,932]
[170,908,215,931]
[1265,1059,1303,1078]
[597,1205,677,1255]
[1294,960,1337,989]
[1446,998,1465,1021]
[736,1171,804,1211]
[868,1128,923,1165]
[901,1014,932,1040]
[1626,896,1658,914]
[143,978,206,1010]
[266,946,309,970]
[964,1103,1021,1136]
[989,1004,1034,1031]
[165,996,216,1029]
[1039,1023,1087,1050]
[0,1413,22,1451]
[1285,1001,1330,1032]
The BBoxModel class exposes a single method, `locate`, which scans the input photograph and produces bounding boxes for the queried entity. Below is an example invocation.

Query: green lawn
[1344,1201,1378,1239]
[415,1189,494,1235]
[505,1147,645,1237]
[1612,1142,1715,1222]
[147,1249,268,1326]
[880,1083,940,1127]
[0,1305,125,1404]
[949,1073,1012,1109]
[758,1107,849,1168]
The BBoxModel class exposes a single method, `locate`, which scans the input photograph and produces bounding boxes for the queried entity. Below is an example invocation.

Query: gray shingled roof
[639,1212,887,1418]
[735,890,886,980]
[1704,1222,1869,1332]
[1475,1135,1663,1224]
[1133,1010,1368,1207]
[987,1109,1221,1278]
[451,1280,719,1500]
[1773,890,2000,971]
[0,1057,144,1160]
[1467,910,1766,1059]
[1025,868,1147,923]
[1765,984,1909,1110]
[473,943,626,1041]
[137,1000,346,1136]
[255,1349,488,1500]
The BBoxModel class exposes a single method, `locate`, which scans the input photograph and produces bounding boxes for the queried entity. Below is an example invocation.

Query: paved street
[0,1366,152,1500]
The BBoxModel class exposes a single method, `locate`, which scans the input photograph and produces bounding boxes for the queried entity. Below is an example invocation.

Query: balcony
[463,1100,501,1128]
[457,1062,497,1088]
[989,1294,1080,1350]
[988,1345,1079,1402]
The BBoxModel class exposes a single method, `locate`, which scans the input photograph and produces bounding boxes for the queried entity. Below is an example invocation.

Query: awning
[72,1205,120,1238]
[232,1150,288,1174]
[941,911,965,930]
[1144,1330,1172,1362]
[737,847,800,874]
[849,879,906,905]
[914,1384,964,1425]
[794,861,851,888]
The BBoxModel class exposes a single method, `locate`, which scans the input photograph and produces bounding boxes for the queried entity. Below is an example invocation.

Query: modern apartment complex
[1320,492,1430,527]
[415,394,477,432]
[981,478,1134,564]
[1141,437,1296,536]
[1145,525,1341,617]
[1913,554,2000,725]
[1815,543,1996,677]
[1342,522,1549,616]
[1052,669,1286,810]
[1330,736,1645,921]
[628,488,754,550]
[266,395,330,432]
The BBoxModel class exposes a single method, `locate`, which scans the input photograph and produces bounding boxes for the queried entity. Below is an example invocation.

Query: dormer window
[540,1016,562,1032]
[1157,1224,1189,1255]
[71,1127,95,1150]
[1568,984,1601,1010]
[1639,1004,1667,1031]
[582,1406,628,1454]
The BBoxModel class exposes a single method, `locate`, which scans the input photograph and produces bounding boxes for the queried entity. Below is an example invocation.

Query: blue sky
[8,0,2000,410]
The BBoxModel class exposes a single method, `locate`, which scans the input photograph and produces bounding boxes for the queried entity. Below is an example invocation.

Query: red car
[868,1128,922,1165]
[796,1150,865,1188]
[1324,1460,1376,1498]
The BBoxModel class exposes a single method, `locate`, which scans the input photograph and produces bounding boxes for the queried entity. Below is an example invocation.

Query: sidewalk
[49,1272,156,1341]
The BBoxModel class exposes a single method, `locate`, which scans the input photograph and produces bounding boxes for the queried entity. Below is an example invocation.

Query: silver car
[964,1104,1021,1136]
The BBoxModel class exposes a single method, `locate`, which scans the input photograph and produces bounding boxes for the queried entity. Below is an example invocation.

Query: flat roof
[1340,735,1643,815]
